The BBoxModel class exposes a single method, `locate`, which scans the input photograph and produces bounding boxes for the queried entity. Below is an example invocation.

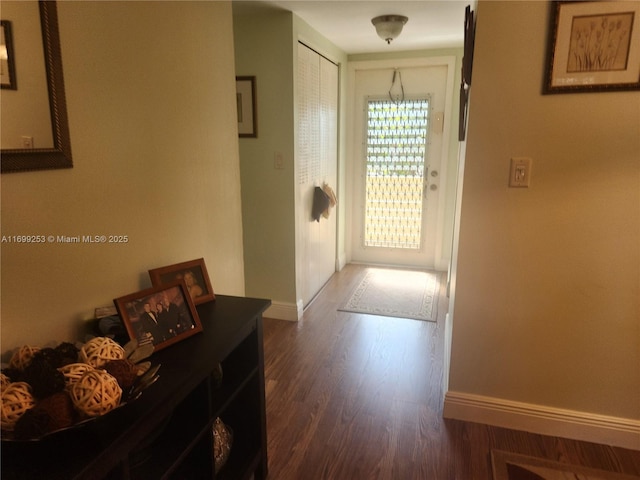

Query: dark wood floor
[262,264,640,479]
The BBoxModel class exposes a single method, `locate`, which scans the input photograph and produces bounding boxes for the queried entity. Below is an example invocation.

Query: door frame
[345,56,457,270]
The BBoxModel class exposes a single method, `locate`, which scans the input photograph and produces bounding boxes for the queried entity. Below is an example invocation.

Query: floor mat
[338,268,438,322]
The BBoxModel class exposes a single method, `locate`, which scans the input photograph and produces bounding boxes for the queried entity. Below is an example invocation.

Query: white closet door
[296,43,338,307]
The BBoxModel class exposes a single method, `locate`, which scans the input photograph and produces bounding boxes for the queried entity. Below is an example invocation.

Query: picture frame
[114,280,203,352]
[236,76,257,138]
[148,258,215,305]
[459,5,475,141]
[1,20,17,90]
[458,82,469,142]
[462,5,475,87]
[544,1,640,94]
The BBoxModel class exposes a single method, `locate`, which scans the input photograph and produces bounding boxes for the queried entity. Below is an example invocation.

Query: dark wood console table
[2,295,271,480]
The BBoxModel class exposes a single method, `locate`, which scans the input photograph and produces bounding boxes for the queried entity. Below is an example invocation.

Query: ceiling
[233,1,474,55]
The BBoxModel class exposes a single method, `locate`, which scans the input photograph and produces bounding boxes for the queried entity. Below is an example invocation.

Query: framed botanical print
[544,1,640,93]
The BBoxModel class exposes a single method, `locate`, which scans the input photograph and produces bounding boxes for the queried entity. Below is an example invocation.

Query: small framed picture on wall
[1,20,17,89]
[236,76,257,137]
[544,1,640,93]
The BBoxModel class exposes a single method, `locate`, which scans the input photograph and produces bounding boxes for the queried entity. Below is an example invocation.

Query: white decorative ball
[9,345,41,370]
[79,337,125,368]
[70,370,122,417]
[1,382,36,431]
[58,362,96,389]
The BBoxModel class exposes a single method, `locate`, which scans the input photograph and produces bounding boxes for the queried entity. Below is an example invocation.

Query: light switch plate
[274,152,284,169]
[509,157,531,187]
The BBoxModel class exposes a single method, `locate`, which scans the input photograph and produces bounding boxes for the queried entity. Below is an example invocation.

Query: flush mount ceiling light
[371,15,409,44]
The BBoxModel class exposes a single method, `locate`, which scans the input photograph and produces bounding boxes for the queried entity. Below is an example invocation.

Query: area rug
[491,450,640,480]
[338,268,438,322]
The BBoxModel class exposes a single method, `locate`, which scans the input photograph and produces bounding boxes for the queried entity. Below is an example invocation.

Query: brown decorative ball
[79,337,125,368]
[1,382,36,431]
[32,347,63,369]
[12,408,50,440]
[70,370,122,417]
[9,345,41,371]
[13,391,76,440]
[22,360,65,400]
[58,363,95,389]
[1,367,23,384]
[104,359,138,389]
[36,391,76,431]
[54,342,80,367]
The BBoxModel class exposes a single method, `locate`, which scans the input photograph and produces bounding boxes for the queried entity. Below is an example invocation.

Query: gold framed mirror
[1,1,72,173]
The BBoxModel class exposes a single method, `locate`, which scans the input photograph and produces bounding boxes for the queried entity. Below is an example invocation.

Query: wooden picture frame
[236,76,257,137]
[149,258,215,305]
[1,20,17,90]
[1,1,73,173]
[114,280,203,352]
[544,1,640,93]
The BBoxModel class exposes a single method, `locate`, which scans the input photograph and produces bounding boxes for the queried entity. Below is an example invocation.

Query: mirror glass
[1,0,72,173]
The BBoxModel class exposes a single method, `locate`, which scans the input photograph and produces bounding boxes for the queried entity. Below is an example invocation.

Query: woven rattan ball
[79,337,125,368]
[9,345,41,371]
[70,370,122,417]
[0,373,11,392]
[1,382,35,431]
[58,363,96,389]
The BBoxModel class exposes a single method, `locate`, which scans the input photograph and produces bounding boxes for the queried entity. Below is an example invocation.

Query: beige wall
[233,8,297,306]
[1,1,245,352]
[448,1,639,419]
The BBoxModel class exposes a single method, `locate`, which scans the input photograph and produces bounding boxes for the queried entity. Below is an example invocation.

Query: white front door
[351,63,449,268]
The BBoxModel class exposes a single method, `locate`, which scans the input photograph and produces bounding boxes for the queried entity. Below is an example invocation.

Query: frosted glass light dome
[371,15,409,44]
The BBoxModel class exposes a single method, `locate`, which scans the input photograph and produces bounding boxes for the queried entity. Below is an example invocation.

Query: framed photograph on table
[236,76,257,137]
[544,1,640,93]
[114,281,203,352]
[149,258,215,305]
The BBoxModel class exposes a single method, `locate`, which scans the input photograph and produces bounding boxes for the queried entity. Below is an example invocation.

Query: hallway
[262,264,640,479]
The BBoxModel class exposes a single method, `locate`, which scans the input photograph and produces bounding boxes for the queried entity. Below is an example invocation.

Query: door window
[364,97,430,250]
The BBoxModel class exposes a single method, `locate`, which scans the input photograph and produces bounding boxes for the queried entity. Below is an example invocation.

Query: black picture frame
[459,5,475,141]
[1,20,17,90]
[462,5,475,87]
[236,76,257,138]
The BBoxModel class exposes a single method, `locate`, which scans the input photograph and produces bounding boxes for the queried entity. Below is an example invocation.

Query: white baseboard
[264,301,302,322]
[443,391,640,450]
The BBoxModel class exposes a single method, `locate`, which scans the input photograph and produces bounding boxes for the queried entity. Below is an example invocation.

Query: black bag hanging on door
[312,186,330,222]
